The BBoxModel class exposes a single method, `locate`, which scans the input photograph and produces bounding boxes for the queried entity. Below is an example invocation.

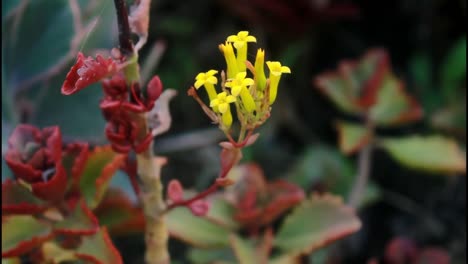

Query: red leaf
[415,247,450,264]
[146,75,163,102]
[167,179,184,203]
[61,52,119,95]
[188,199,210,216]
[384,237,418,264]
[2,179,47,215]
[31,162,68,202]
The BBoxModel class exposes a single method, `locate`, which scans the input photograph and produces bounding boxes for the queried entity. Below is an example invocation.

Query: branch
[113,0,133,56]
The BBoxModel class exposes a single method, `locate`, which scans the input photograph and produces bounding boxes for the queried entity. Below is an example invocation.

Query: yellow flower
[219,43,239,79]
[254,49,267,91]
[227,31,257,73]
[194,70,218,102]
[226,31,257,49]
[266,61,291,104]
[225,72,254,96]
[225,72,256,113]
[210,92,236,128]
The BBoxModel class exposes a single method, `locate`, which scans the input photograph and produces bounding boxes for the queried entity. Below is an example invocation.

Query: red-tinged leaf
[40,242,77,263]
[415,248,450,264]
[314,49,390,115]
[167,179,184,203]
[94,188,145,236]
[61,143,90,190]
[379,135,466,174]
[54,201,99,235]
[74,227,123,264]
[78,146,126,209]
[2,179,47,214]
[2,215,54,258]
[204,196,239,230]
[335,120,372,155]
[384,237,418,264]
[274,193,361,256]
[61,52,119,95]
[167,207,231,248]
[368,73,423,126]
[189,199,210,216]
[219,148,242,178]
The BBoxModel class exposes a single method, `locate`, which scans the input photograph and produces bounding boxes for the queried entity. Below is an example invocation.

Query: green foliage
[78,147,125,209]
[274,193,361,256]
[379,135,466,174]
[2,216,53,257]
[167,207,231,248]
[335,121,370,154]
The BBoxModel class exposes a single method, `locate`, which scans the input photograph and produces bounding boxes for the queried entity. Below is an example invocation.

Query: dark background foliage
[2,0,465,263]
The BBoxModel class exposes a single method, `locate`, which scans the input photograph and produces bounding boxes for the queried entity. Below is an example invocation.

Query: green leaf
[379,135,466,174]
[79,146,125,209]
[286,145,355,190]
[53,201,99,235]
[440,37,466,102]
[335,121,371,155]
[167,207,231,248]
[75,227,123,264]
[229,235,257,264]
[269,254,300,264]
[2,215,54,257]
[2,179,47,214]
[187,248,236,264]
[204,196,239,230]
[369,73,422,126]
[274,193,361,256]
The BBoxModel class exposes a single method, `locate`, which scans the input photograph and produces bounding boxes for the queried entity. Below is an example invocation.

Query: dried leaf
[148,89,177,137]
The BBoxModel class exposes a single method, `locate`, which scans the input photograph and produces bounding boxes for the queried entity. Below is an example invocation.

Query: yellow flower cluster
[193,31,291,132]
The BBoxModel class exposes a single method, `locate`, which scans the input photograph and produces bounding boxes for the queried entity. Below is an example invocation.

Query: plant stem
[348,121,374,208]
[113,0,169,263]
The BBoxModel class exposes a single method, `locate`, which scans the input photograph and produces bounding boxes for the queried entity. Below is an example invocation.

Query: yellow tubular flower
[254,49,267,91]
[219,43,239,79]
[194,70,218,102]
[266,61,291,104]
[225,72,256,113]
[227,31,257,73]
[210,92,236,127]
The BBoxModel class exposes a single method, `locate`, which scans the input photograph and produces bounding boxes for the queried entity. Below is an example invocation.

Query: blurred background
[2,0,466,263]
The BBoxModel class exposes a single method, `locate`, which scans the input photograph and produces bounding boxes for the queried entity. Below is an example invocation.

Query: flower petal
[194,79,205,89]
[281,66,291,73]
[218,103,228,114]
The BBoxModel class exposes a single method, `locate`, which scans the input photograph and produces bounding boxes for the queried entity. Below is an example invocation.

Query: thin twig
[348,121,374,208]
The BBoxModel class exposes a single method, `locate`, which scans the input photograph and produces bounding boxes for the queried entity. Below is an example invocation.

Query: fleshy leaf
[368,73,423,126]
[229,234,257,264]
[2,215,54,257]
[40,242,77,263]
[274,193,361,256]
[78,146,126,209]
[204,196,239,230]
[74,227,123,264]
[188,248,237,264]
[53,201,99,235]
[269,254,301,264]
[335,121,371,155]
[314,49,389,114]
[94,188,145,236]
[167,207,231,248]
[2,179,47,214]
[379,135,466,174]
